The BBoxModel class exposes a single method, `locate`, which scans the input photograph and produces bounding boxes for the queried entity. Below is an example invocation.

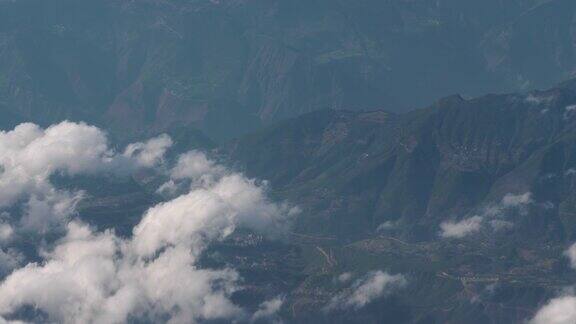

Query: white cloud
[155,179,181,197]
[0,223,242,324]
[484,192,532,219]
[170,151,225,181]
[0,224,13,244]
[439,192,533,239]
[132,173,295,258]
[525,94,555,106]
[501,192,532,208]
[489,219,514,231]
[0,122,171,207]
[0,122,110,207]
[565,243,576,269]
[252,296,284,322]
[439,216,483,239]
[0,147,296,323]
[326,271,406,311]
[337,272,353,283]
[20,189,84,234]
[532,244,576,323]
[0,222,123,323]
[376,221,396,232]
[123,134,173,168]
[531,295,576,324]
[0,122,172,235]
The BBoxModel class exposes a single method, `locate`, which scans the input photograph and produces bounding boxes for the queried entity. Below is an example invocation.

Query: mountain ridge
[225,78,576,243]
[1,0,574,142]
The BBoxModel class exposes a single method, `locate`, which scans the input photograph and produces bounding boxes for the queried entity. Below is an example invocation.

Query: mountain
[221,80,576,322]
[0,0,573,142]
[482,0,576,89]
[2,2,576,322]
[13,78,572,324]
[227,79,576,242]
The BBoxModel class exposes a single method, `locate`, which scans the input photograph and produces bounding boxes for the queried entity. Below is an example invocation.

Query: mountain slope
[222,79,576,323]
[227,79,576,242]
[0,0,572,142]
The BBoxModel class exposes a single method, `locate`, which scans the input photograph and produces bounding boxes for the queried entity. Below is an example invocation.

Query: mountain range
[57,78,576,323]
[1,1,576,323]
[1,0,575,142]
[218,79,576,322]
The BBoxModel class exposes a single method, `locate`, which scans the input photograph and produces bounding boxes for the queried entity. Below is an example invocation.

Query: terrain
[221,79,576,322]
[1,1,576,323]
[0,0,574,141]
[45,79,576,323]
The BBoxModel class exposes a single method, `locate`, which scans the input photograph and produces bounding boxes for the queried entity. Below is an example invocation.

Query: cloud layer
[0,221,244,324]
[530,243,576,323]
[531,296,576,324]
[0,121,173,236]
[0,123,296,323]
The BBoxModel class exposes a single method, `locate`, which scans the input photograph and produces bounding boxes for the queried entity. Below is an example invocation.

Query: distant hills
[1,0,575,141]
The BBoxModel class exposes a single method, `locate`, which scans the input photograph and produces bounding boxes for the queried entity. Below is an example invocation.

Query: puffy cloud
[0,122,110,207]
[0,225,243,324]
[0,122,171,206]
[531,244,576,323]
[132,173,295,258]
[565,243,576,269]
[439,216,483,239]
[0,222,121,323]
[155,179,181,197]
[376,221,396,232]
[326,271,406,311]
[0,122,172,235]
[483,192,532,219]
[337,272,353,283]
[0,222,241,323]
[531,295,576,324]
[439,192,532,239]
[20,189,84,234]
[0,148,295,323]
[501,192,532,208]
[0,223,13,244]
[123,134,173,168]
[170,151,225,181]
[252,296,284,322]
